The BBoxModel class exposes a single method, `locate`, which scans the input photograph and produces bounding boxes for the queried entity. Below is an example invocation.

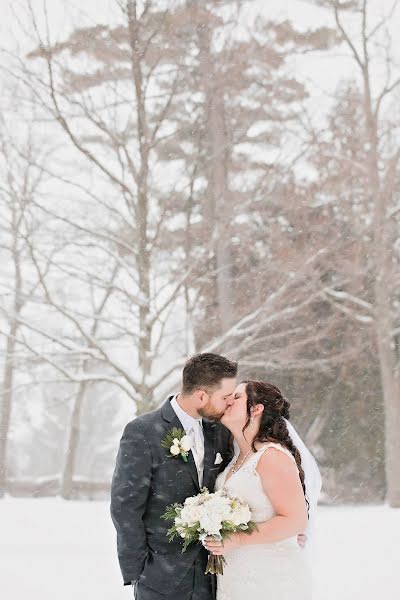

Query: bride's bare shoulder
[256,444,298,475]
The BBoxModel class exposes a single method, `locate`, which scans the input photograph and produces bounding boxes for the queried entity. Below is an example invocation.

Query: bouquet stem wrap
[206,551,227,575]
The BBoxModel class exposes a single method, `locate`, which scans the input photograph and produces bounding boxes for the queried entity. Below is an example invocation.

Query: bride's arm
[242,448,308,544]
[205,449,308,554]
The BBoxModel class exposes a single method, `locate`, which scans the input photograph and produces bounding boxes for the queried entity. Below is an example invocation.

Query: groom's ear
[196,389,207,405]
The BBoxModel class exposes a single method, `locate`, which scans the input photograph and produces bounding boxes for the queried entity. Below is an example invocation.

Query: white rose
[180,435,192,452]
[199,513,222,536]
[184,496,198,506]
[181,504,203,526]
[173,438,180,445]
[219,500,233,520]
[170,444,180,456]
[231,505,252,526]
[204,496,231,521]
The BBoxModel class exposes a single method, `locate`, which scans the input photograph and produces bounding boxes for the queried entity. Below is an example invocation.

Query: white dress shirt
[170,395,205,486]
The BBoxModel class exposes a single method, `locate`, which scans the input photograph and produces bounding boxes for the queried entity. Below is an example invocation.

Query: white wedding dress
[215,443,312,600]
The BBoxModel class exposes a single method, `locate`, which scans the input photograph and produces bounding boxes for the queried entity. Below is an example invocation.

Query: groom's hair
[182,353,237,394]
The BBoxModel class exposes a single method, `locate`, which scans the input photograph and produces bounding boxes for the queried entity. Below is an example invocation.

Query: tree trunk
[376,320,400,506]
[0,207,22,496]
[61,381,87,499]
[128,1,152,404]
[0,324,18,496]
[197,17,235,335]
[209,94,235,334]
[362,60,400,506]
[60,259,121,496]
[372,161,400,506]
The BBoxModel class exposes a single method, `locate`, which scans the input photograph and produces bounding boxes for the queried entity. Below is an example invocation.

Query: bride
[205,380,313,600]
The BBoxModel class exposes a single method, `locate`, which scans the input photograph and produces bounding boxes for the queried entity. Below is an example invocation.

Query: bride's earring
[250,415,254,429]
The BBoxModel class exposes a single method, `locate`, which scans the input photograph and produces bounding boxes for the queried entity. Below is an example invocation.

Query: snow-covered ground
[1,498,399,599]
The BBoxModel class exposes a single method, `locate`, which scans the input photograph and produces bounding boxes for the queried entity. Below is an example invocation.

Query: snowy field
[1,498,399,600]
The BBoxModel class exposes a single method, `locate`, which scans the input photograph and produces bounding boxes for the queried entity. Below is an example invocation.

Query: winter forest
[2,2,400,599]
[1,0,400,515]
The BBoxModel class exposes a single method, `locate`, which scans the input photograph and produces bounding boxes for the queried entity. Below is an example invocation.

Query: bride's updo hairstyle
[242,380,308,510]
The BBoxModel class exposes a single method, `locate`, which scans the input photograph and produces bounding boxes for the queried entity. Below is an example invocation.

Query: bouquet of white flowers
[162,487,256,575]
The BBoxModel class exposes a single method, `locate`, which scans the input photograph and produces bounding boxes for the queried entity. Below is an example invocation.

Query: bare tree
[159,1,337,345]
[5,0,201,410]
[0,117,50,494]
[1,0,393,502]
[308,0,400,506]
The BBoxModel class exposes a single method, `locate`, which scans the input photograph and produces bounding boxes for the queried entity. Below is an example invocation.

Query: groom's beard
[198,405,225,421]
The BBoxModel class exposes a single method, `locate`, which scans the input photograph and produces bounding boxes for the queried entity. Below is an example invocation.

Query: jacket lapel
[161,397,200,491]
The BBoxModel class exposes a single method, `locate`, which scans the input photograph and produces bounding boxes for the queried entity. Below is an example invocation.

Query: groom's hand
[297,533,307,548]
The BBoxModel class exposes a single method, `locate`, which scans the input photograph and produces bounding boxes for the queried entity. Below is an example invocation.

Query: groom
[111,352,238,600]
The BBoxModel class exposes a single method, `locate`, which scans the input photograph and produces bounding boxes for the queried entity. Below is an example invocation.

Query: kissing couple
[111,352,321,600]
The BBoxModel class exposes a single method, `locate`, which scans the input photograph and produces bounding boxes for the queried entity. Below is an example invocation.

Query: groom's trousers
[134,552,214,600]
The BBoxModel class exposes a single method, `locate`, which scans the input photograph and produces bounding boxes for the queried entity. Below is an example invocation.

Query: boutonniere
[161,427,192,462]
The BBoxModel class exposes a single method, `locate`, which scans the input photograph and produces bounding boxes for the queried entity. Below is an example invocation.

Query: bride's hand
[204,534,241,555]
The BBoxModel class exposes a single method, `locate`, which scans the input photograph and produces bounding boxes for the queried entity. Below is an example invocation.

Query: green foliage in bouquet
[162,503,201,551]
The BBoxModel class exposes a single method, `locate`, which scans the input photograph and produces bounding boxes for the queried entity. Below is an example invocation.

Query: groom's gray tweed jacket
[110,396,233,594]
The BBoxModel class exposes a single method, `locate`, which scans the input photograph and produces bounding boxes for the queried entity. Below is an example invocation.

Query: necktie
[191,420,204,487]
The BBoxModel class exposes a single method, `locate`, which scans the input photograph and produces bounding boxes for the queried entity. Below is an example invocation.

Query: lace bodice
[215,442,297,523]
